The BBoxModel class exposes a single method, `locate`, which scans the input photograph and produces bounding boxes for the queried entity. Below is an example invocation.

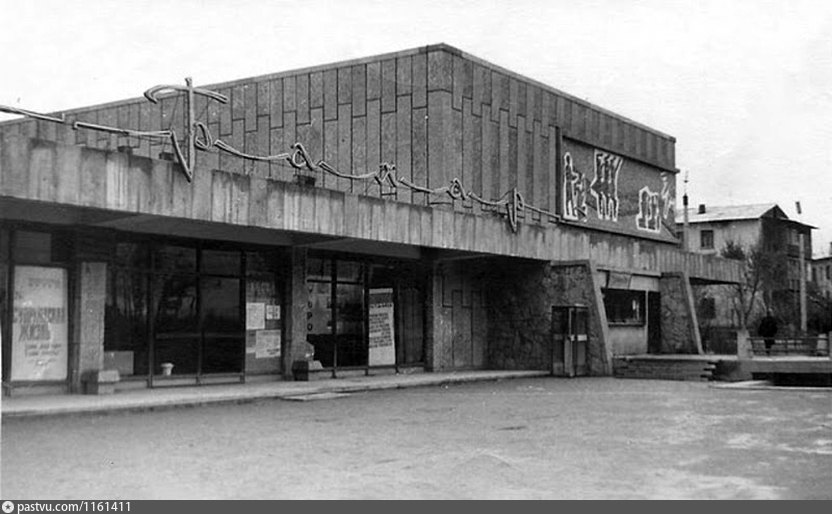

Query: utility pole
[682,170,689,252]
[799,232,807,333]
[796,201,807,334]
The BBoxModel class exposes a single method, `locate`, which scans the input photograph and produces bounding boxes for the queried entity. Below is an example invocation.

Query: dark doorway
[647,291,661,354]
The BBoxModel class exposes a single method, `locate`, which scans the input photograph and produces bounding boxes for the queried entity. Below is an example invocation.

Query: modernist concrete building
[0,44,740,396]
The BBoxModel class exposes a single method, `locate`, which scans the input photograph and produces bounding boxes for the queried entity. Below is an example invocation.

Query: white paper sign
[246,302,266,330]
[255,330,281,359]
[368,288,395,366]
[266,304,281,321]
[11,266,69,381]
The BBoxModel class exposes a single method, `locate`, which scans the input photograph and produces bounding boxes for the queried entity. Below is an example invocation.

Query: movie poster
[368,288,395,366]
[11,266,69,381]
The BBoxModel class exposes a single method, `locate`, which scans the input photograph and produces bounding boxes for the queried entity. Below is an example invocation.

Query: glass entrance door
[151,272,199,381]
[306,257,367,369]
[200,276,243,374]
[149,245,244,385]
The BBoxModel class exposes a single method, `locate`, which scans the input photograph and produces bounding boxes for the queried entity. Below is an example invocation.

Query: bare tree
[720,241,788,330]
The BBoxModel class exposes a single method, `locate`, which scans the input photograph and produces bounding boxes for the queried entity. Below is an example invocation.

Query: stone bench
[81,369,120,395]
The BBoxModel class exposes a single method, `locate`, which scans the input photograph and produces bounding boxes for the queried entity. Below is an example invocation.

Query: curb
[2,371,550,419]
[709,380,832,392]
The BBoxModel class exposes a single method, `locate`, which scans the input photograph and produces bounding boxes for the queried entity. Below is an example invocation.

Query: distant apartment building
[812,249,832,301]
[811,248,832,335]
[676,203,814,349]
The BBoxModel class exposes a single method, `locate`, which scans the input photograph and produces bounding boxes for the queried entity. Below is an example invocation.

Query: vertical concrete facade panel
[284,248,308,378]
[74,262,107,392]
[1,46,675,225]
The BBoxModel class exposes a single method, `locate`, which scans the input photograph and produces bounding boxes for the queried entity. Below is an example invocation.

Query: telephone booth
[551,305,589,377]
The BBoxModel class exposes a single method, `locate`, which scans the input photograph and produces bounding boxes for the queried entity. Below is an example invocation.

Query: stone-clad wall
[659,272,703,354]
[485,260,552,370]
[485,260,612,375]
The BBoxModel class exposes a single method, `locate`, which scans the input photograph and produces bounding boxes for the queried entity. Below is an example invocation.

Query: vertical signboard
[368,288,396,366]
[11,266,69,381]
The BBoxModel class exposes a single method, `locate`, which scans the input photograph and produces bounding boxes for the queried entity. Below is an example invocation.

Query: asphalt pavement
[2,376,830,499]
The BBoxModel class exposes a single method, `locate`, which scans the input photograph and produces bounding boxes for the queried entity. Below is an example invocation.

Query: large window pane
[306,280,333,366]
[398,286,424,365]
[337,261,363,283]
[246,250,280,276]
[152,271,199,377]
[12,231,51,264]
[105,268,149,376]
[307,281,332,335]
[201,249,241,276]
[114,242,149,270]
[153,338,199,376]
[335,283,366,367]
[336,283,364,336]
[307,257,332,281]
[1,229,10,262]
[201,277,241,333]
[153,245,196,273]
[603,289,645,325]
[202,336,244,374]
[153,274,198,334]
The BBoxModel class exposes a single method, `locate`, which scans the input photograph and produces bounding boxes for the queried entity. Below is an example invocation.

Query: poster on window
[368,288,395,366]
[246,302,266,330]
[255,329,281,359]
[11,266,69,381]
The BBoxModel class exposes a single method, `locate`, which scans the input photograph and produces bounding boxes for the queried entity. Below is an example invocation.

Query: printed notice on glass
[368,288,395,366]
[246,302,266,330]
[11,266,69,381]
[266,304,281,321]
[255,330,281,359]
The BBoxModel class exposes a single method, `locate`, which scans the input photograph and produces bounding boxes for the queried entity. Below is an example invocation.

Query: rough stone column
[71,261,107,393]
[485,259,613,376]
[659,272,703,354]
[545,261,613,376]
[283,247,308,379]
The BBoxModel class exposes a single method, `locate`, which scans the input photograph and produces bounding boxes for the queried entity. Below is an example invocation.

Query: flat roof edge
[0,43,676,142]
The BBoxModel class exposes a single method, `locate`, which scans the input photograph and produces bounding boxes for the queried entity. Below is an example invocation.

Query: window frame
[602,288,646,327]
[700,229,714,250]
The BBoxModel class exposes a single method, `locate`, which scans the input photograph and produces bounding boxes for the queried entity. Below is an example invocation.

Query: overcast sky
[1,0,830,256]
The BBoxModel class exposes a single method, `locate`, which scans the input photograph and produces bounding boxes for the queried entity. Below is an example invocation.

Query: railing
[748,336,830,357]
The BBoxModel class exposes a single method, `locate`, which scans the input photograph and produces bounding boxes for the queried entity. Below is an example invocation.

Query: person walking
[758,310,778,356]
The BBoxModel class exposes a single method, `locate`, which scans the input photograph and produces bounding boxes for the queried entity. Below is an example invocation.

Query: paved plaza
[2,377,831,499]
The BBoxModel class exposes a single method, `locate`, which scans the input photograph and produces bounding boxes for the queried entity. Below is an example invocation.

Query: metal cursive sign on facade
[1,78,558,232]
